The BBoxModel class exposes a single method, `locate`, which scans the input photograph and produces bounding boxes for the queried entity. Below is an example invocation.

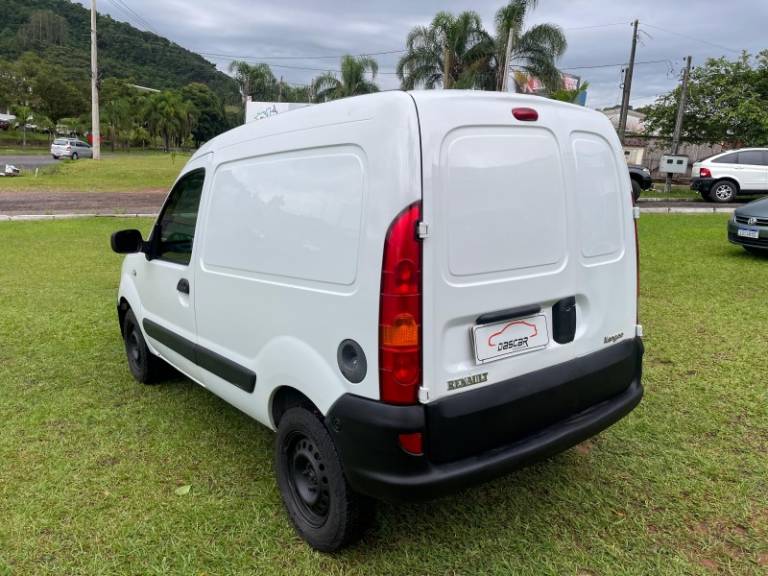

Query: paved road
[0,189,166,216]
[0,155,58,170]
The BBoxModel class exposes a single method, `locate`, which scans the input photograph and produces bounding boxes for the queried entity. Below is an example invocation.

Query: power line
[640,23,740,54]
[112,0,159,34]
[561,58,675,71]
[197,48,406,61]
[103,0,159,35]
[561,21,630,31]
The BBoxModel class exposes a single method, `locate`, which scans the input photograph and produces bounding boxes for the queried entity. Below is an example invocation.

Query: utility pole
[501,27,515,92]
[90,0,101,160]
[617,19,639,144]
[278,76,283,103]
[665,55,692,193]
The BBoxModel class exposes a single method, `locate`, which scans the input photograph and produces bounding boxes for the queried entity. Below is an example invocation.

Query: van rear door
[411,92,637,403]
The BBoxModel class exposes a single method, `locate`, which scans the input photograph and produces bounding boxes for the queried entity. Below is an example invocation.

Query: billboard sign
[245,100,311,123]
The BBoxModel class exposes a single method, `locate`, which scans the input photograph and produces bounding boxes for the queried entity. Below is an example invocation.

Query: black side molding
[476,304,541,325]
[142,319,256,393]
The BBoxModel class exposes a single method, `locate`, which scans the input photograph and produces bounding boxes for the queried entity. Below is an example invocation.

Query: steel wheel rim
[714,184,732,200]
[126,326,143,369]
[285,432,330,528]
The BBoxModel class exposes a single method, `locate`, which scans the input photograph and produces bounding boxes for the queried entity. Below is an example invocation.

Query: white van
[111,91,643,551]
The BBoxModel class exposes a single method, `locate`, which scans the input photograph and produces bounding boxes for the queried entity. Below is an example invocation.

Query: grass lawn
[0,215,766,575]
[0,148,52,156]
[0,152,188,193]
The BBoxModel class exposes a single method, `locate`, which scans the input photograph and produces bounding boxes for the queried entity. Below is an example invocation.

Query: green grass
[0,152,188,193]
[0,147,52,156]
[0,215,766,575]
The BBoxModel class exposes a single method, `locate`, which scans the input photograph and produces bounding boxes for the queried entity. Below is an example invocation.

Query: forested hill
[0,0,239,104]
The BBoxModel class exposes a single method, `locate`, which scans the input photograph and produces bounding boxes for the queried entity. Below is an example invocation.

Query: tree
[144,91,190,151]
[312,55,379,102]
[550,81,589,104]
[492,0,567,92]
[396,1,566,93]
[11,104,32,147]
[396,11,492,89]
[644,52,768,146]
[181,83,227,146]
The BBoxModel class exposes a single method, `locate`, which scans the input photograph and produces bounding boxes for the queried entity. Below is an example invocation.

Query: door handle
[177,278,190,294]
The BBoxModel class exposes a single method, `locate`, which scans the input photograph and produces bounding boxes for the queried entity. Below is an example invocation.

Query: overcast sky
[79,0,768,108]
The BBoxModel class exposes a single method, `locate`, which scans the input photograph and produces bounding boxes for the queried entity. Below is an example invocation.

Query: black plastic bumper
[326,338,644,501]
[727,219,768,248]
[690,177,714,192]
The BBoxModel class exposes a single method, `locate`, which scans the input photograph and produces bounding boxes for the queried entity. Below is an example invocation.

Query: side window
[713,152,738,164]
[738,150,764,166]
[154,169,205,265]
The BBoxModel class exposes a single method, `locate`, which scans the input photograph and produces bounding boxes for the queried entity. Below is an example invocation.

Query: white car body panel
[410,91,636,402]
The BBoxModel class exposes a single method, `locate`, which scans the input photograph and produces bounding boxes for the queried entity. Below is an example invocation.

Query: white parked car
[51,137,93,160]
[691,148,768,202]
[110,91,643,551]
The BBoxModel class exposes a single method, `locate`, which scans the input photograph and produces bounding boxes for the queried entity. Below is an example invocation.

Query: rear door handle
[177,278,190,294]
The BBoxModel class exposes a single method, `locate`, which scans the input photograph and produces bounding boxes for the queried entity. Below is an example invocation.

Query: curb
[639,207,735,214]
[0,213,157,221]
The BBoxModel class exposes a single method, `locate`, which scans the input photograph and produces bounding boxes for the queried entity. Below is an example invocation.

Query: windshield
[53,139,68,145]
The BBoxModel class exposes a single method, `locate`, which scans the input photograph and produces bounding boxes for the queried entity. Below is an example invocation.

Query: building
[600,106,647,135]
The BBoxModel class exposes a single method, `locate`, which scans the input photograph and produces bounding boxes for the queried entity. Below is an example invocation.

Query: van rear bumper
[326,338,643,501]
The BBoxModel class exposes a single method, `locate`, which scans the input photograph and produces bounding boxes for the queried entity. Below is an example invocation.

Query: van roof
[190,90,604,163]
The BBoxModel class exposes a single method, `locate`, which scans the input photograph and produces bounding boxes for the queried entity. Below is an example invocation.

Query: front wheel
[710,179,738,203]
[631,179,641,203]
[122,309,166,384]
[275,407,373,551]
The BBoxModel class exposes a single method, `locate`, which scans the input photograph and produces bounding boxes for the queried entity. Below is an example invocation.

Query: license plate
[738,228,760,239]
[472,314,549,363]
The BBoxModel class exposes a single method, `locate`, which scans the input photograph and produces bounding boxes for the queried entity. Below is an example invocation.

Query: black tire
[744,246,767,256]
[631,179,641,203]
[71,152,78,160]
[710,179,738,203]
[275,407,373,551]
[52,155,59,160]
[122,309,166,384]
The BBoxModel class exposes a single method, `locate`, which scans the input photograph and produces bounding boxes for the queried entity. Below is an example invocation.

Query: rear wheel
[275,407,373,551]
[710,179,738,203]
[122,309,166,384]
[631,179,641,203]
[52,155,59,160]
[71,152,79,160]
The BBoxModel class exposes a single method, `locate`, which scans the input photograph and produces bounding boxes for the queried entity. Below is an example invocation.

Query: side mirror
[110,229,144,254]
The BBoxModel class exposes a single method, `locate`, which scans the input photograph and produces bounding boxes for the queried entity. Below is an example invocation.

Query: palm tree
[11,104,32,147]
[311,55,379,102]
[229,60,253,110]
[396,1,567,93]
[492,0,567,92]
[144,91,188,152]
[396,11,493,90]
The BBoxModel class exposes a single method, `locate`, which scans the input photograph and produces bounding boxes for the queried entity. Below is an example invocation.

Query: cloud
[76,0,768,108]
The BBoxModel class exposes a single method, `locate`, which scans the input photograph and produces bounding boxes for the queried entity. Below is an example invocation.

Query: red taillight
[512,107,538,121]
[634,215,640,323]
[379,202,422,405]
[700,167,711,178]
[398,432,424,455]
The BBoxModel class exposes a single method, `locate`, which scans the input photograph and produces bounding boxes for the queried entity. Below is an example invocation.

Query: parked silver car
[51,138,93,160]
